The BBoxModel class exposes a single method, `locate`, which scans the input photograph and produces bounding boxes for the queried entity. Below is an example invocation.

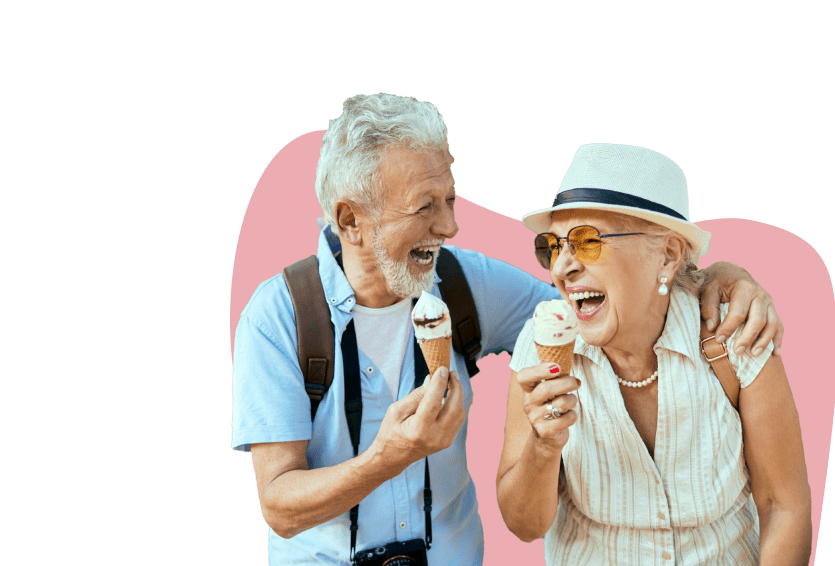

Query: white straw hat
[522,143,711,263]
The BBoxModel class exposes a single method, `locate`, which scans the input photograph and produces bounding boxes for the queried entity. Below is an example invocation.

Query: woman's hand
[497,364,581,542]
[516,363,581,447]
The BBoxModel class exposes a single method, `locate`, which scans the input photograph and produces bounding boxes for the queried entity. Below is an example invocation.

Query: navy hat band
[553,188,687,221]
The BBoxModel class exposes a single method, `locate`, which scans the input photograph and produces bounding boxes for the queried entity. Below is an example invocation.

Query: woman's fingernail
[735,346,745,355]
[716,335,726,344]
[576,378,582,387]
[753,347,763,356]
[549,365,561,374]
[775,347,781,356]
[706,318,716,330]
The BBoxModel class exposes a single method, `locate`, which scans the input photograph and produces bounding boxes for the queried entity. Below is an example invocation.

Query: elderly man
[232,93,782,565]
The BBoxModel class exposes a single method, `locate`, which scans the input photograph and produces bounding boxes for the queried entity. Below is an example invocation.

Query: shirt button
[367,366,374,373]
[658,512,665,520]
[330,297,337,303]
[347,298,353,303]
[400,522,406,528]
[662,552,671,560]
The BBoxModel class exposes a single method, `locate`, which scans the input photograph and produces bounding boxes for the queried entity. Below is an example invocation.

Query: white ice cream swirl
[533,299,578,346]
[411,291,451,343]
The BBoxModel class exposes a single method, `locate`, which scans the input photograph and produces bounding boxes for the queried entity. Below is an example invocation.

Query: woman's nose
[551,244,582,281]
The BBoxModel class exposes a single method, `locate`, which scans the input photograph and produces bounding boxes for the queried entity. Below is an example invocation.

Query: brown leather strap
[436,248,482,377]
[283,256,335,419]
[699,319,739,410]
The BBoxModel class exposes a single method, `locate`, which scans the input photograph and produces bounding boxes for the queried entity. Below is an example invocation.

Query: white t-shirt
[351,298,413,401]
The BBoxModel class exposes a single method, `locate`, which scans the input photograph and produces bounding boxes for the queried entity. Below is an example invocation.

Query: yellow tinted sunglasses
[534,225,644,268]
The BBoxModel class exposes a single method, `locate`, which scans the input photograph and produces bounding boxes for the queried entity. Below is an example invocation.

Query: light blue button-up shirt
[232,226,558,565]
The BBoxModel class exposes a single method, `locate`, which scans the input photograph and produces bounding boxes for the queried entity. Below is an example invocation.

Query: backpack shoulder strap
[283,256,335,419]
[436,248,482,377]
[699,319,740,410]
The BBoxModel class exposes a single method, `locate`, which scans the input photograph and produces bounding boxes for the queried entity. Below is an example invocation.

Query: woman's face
[547,212,665,349]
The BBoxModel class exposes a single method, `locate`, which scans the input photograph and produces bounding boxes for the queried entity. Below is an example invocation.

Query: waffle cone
[536,341,575,375]
[420,336,452,377]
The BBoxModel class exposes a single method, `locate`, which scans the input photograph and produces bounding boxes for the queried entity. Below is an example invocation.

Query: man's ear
[335,200,364,246]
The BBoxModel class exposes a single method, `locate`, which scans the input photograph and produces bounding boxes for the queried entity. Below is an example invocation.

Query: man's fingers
[729,296,768,353]
[713,293,750,345]
[389,382,427,420]
[438,371,464,421]
[771,306,784,356]
[414,366,450,422]
[699,277,723,332]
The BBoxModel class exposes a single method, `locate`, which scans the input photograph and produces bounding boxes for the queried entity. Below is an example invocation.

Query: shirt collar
[654,287,703,363]
[315,225,443,313]
[573,287,702,366]
[316,225,356,312]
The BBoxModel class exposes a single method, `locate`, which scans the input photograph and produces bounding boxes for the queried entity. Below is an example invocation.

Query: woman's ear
[661,235,686,272]
[335,200,364,246]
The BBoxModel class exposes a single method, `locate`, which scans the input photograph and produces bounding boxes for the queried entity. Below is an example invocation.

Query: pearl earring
[658,276,669,296]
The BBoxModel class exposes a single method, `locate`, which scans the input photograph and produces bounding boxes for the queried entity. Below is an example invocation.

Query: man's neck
[340,242,402,309]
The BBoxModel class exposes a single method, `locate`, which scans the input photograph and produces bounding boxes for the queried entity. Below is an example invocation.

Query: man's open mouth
[568,291,606,317]
[410,245,441,266]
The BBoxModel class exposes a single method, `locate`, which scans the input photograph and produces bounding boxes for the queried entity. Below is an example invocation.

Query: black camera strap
[341,318,433,562]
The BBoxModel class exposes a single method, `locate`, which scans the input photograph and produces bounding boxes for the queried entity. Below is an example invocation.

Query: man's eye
[418,204,431,213]
[446,196,456,205]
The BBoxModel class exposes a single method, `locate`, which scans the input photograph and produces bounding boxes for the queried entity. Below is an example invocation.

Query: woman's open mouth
[568,291,606,321]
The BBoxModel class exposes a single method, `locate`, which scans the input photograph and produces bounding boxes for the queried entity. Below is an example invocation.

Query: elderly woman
[496,144,811,565]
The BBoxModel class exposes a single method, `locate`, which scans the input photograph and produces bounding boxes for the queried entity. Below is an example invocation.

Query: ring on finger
[545,402,563,420]
[545,402,556,420]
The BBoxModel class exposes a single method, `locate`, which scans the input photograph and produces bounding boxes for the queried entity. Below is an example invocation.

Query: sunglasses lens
[534,234,553,269]
[569,226,602,264]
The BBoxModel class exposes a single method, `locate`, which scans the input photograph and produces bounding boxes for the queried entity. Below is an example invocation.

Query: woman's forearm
[758,503,812,566]
[497,430,564,542]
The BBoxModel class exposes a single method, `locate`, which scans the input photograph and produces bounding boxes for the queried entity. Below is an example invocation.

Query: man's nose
[432,204,458,240]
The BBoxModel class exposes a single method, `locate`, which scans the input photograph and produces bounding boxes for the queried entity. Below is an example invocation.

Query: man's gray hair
[315,93,448,229]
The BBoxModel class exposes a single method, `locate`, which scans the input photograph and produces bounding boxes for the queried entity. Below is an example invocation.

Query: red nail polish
[549,365,560,374]
[576,378,582,387]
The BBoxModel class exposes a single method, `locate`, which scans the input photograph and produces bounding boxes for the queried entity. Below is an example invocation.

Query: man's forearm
[259,444,402,539]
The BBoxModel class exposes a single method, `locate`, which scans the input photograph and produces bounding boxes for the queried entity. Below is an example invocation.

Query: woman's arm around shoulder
[740,355,812,565]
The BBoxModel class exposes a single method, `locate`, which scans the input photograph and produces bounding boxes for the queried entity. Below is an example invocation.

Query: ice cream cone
[420,336,452,377]
[536,341,575,375]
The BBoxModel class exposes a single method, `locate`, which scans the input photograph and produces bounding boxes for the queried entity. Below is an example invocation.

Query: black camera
[353,538,428,566]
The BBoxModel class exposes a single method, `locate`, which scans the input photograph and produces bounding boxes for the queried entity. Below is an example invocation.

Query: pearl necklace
[617,370,659,388]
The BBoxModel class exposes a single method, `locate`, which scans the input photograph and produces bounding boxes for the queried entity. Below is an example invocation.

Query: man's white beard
[370,226,439,300]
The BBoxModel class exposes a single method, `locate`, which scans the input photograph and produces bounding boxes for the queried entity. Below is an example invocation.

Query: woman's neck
[602,296,669,379]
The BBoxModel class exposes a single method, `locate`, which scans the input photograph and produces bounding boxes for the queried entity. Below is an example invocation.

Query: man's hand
[700,262,784,356]
[370,366,465,473]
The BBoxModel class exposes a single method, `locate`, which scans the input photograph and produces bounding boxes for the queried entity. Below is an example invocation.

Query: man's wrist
[356,440,410,484]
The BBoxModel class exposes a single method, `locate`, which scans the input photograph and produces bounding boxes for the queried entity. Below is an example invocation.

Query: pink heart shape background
[230,131,834,564]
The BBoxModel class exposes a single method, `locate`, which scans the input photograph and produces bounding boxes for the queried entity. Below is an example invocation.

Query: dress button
[347,298,354,304]
[367,366,374,373]
[330,298,337,303]
[400,522,406,528]
[662,552,671,560]
[658,512,665,520]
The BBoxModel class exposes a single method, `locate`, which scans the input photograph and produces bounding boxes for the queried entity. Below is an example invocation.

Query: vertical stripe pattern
[510,289,773,565]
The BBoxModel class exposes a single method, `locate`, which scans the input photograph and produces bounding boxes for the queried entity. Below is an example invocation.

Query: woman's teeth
[568,291,604,301]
